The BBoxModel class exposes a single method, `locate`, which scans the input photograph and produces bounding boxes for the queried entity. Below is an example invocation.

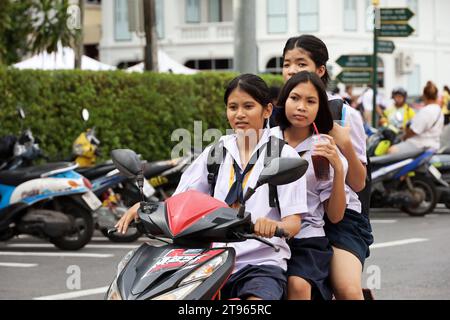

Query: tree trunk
[74,0,84,69]
[143,0,158,72]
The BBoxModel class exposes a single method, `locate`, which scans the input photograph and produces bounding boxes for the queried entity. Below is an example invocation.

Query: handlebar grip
[274,227,289,238]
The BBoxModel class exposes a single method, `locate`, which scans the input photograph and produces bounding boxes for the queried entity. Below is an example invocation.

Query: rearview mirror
[111,149,142,179]
[256,157,308,187]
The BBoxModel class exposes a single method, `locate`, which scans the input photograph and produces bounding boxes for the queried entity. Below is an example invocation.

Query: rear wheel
[51,202,94,250]
[400,175,437,217]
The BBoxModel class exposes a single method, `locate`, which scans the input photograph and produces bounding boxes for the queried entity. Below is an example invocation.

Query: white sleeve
[276,146,309,218]
[173,146,211,196]
[346,106,367,164]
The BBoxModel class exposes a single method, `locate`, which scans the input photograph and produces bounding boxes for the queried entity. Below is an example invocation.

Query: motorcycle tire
[101,227,142,243]
[400,174,437,217]
[51,202,94,250]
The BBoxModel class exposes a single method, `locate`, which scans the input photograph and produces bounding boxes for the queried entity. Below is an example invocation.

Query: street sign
[336,70,372,84]
[380,23,414,37]
[378,40,395,54]
[336,55,373,68]
[380,8,414,22]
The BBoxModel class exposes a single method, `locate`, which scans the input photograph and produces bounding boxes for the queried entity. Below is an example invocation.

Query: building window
[267,0,287,34]
[209,0,222,22]
[115,0,131,41]
[156,0,164,39]
[266,57,283,74]
[185,58,233,71]
[407,0,418,35]
[343,0,357,31]
[186,0,201,23]
[298,0,318,32]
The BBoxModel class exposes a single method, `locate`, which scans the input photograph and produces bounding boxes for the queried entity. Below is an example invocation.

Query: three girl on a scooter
[116,35,373,300]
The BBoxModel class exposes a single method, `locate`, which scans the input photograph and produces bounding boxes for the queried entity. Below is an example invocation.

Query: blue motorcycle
[370,147,442,216]
[0,161,101,250]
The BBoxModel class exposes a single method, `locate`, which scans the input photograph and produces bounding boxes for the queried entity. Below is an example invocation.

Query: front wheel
[400,175,437,217]
[51,202,94,250]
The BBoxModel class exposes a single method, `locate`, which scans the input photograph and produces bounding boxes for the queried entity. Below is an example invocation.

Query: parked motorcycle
[105,149,307,300]
[0,161,100,250]
[429,146,450,208]
[370,147,441,216]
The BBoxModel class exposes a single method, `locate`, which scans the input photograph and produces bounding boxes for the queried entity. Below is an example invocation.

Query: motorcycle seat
[76,162,116,180]
[0,162,76,186]
[370,149,425,166]
[143,160,177,178]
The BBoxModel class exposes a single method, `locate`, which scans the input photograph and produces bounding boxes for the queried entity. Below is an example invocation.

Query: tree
[0,0,76,66]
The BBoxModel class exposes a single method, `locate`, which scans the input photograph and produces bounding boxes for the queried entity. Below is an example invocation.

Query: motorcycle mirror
[256,157,309,188]
[81,108,90,122]
[111,149,142,179]
[18,107,26,119]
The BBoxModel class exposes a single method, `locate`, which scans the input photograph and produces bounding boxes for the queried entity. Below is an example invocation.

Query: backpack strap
[206,140,227,196]
[264,136,286,214]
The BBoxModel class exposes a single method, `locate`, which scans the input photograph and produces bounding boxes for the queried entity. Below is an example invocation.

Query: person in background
[380,87,415,131]
[388,81,444,154]
[441,85,450,125]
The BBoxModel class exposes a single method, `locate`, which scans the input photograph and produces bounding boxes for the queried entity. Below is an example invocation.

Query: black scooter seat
[143,160,177,178]
[0,162,76,186]
[370,149,425,166]
[76,162,116,180]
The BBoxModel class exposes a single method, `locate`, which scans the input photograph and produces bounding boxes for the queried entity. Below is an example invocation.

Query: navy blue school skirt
[324,208,374,266]
[287,236,333,300]
[220,264,287,300]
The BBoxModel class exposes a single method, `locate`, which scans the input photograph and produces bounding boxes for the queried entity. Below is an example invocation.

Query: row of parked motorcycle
[367,124,450,216]
[0,108,199,250]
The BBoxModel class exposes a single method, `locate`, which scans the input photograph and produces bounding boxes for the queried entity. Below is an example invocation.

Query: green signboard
[378,40,395,54]
[336,71,372,84]
[380,8,414,22]
[336,55,373,68]
[380,23,414,37]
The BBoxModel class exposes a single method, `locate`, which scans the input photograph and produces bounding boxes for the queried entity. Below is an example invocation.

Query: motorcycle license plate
[428,165,442,180]
[142,179,156,198]
[82,191,102,211]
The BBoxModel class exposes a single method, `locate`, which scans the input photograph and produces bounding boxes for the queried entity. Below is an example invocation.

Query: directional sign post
[380,24,414,37]
[380,8,414,22]
[336,55,373,68]
[378,40,395,54]
[336,70,372,84]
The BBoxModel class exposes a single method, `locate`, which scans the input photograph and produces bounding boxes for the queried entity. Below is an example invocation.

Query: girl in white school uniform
[116,74,309,300]
[271,71,348,300]
[280,35,374,300]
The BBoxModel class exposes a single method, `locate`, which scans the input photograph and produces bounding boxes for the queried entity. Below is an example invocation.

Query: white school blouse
[174,129,309,273]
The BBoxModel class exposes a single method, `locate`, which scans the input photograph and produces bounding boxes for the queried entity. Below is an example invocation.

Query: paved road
[1,206,449,300]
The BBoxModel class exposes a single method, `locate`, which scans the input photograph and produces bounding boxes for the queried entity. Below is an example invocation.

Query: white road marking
[34,286,109,300]
[370,238,429,249]
[0,262,38,268]
[6,244,140,250]
[0,252,113,258]
[370,219,398,224]
[91,237,148,242]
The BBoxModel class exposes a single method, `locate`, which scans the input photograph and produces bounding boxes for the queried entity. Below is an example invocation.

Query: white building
[99,0,450,97]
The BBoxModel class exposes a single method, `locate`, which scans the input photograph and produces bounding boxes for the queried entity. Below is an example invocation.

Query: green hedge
[0,68,283,162]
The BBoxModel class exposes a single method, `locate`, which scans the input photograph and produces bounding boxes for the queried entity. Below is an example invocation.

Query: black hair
[224,74,271,107]
[282,35,331,87]
[275,71,333,134]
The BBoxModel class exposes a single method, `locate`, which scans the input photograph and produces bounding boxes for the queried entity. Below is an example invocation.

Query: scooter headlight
[150,251,229,300]
[180,251,228,285]
[151,281,202,300]
[106,278,122,300]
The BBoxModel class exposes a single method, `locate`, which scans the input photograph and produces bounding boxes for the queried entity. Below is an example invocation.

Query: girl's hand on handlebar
[115,203,140,234]
[254,217,279,238]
